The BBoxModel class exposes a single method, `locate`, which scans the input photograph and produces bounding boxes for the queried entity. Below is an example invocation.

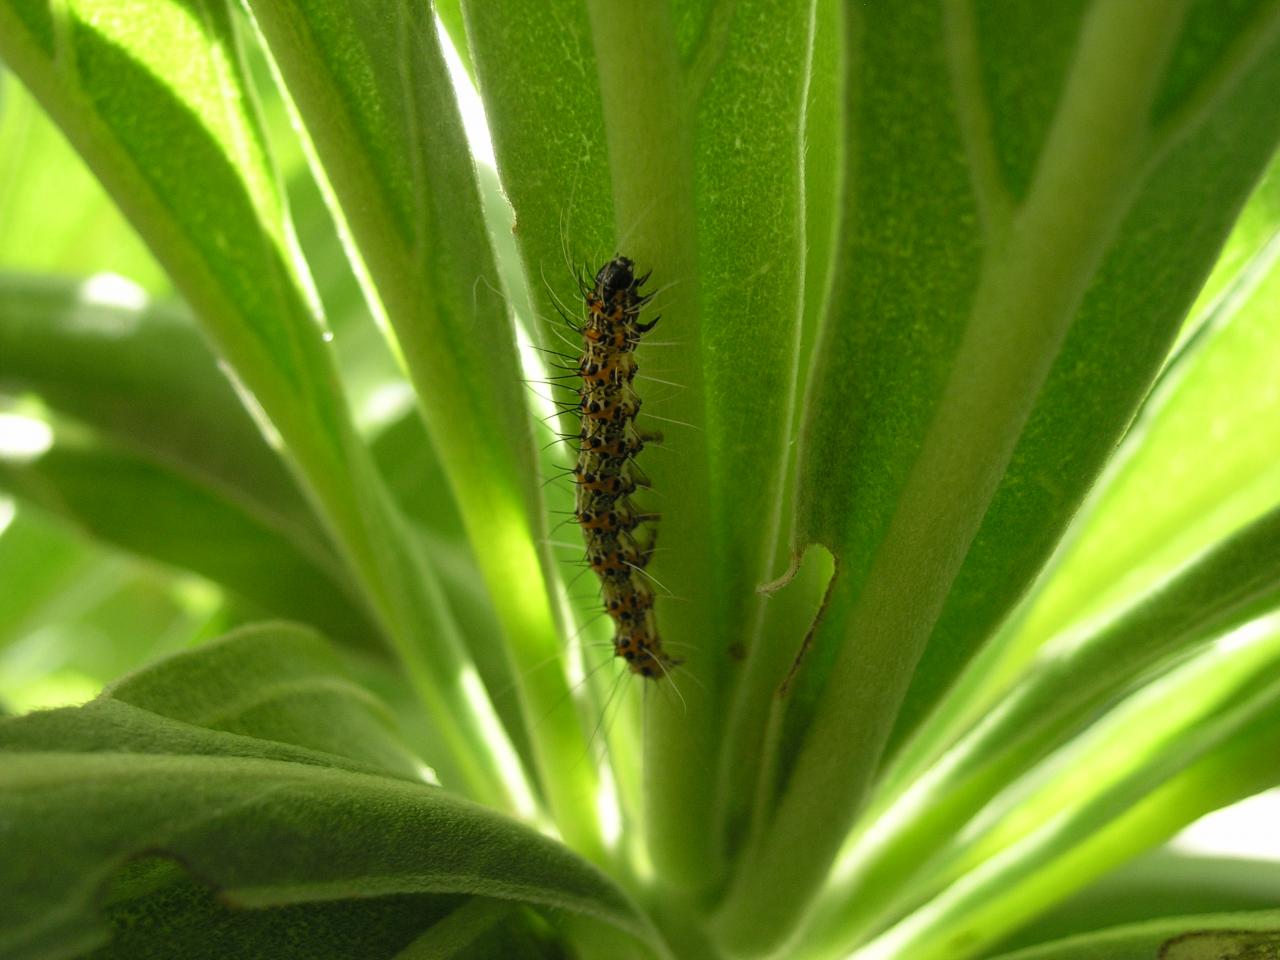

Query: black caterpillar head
[594,256,636,303]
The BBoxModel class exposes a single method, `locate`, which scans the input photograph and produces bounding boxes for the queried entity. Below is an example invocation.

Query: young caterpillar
[571,256,675,679]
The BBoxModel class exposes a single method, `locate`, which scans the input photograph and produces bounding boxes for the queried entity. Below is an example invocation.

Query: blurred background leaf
[0,70,167,292]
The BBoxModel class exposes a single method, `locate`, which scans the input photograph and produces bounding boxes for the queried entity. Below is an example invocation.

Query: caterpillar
[568,256,676,680]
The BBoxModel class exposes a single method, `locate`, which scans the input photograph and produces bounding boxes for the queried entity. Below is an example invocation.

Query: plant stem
[585,0,722,891]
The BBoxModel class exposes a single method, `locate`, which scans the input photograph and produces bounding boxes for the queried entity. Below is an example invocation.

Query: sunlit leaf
[716,4,1280,952]
[991,850,1280,955]
[803,505,1280,949]
[0,0,521,809]
[841,618,1280,960]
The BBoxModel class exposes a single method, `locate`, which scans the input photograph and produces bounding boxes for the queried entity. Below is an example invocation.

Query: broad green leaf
[0,622,665,959]
[0,752,659,960]
[0,0,521,808]
[0,70,166,291]
[83,858,474,960]
[987,911,1280,960]
[0,430,381,647]
[804,504,1280,947]
[243,0,604,858]
[105,622,427,781]
[1,699,413,784]
[715,6,1280,950]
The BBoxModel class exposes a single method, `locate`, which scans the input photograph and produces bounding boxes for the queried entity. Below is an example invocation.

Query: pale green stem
[585,0,721,890]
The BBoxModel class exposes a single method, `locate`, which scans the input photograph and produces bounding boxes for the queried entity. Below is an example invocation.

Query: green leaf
[105,622,427,781]
[0,505,223,713]
[987,910,1280,960]
[0,622,665,960]
[0,274,314,535]
[886,149,1280,799]
[714,5,1280,951]
[83,858,473,960]
[0,272,379,640]
[0,431,381,647]
[0,503,93,653]
[0,754,657,960]
[802,504,1280,949]
[19,438,321,637]
[956,154,1280,724]
[835,618,1280,960]
[0,0,520,808]
[991,851,1280,955]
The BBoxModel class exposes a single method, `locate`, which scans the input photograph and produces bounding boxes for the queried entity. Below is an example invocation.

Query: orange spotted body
[573,455,638,496]
[568,256,675,679]
[579,420,649,460]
